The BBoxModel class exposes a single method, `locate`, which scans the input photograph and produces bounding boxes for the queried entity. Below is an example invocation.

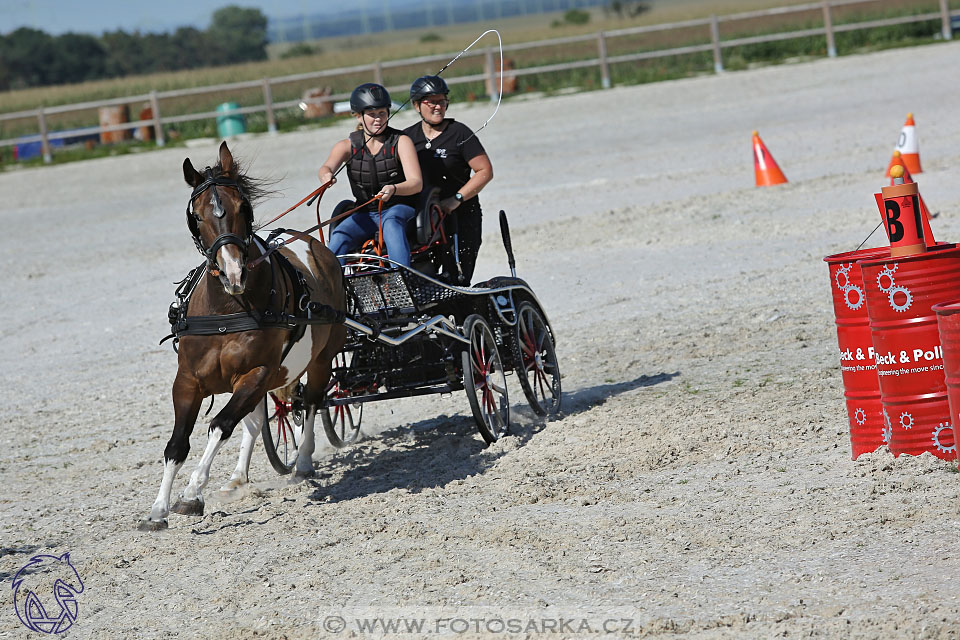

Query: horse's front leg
[220,395,267,494]
[175,367,270,515]
[139,373,204,531]
[294,405,319,479]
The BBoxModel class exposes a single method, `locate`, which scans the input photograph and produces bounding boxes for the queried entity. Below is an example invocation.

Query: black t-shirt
[402,119,486,201]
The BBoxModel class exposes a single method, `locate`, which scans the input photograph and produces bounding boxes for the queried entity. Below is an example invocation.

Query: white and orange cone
[752,130,788,186]
[886,113,921,176]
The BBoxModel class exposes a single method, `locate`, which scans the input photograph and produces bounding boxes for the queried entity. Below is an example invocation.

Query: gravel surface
[3,41,960,639]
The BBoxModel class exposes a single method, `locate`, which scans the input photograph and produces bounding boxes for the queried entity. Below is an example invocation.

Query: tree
[206,6,268,64]
[52,33,107,84]
[1,27,58,89]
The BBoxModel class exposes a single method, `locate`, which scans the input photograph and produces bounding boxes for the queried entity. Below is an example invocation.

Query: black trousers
[455,201,482,284]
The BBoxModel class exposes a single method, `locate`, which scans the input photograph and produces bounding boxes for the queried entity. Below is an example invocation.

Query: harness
[186,169,254,270]
[165,176,347,352]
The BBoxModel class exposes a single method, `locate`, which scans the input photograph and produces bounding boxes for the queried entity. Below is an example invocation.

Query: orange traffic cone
[752,130,787,186]
[889,150,934,221]
[885,113,921,175]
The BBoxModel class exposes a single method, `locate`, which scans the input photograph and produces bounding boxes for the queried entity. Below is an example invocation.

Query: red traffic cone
[752,130,787,186]
[886,113,922,176]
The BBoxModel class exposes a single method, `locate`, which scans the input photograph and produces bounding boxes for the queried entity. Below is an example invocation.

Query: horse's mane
[205,156,278,209]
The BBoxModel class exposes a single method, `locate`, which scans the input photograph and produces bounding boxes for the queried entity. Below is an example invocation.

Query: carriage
[141,143,560,530]
[259,205,562,474]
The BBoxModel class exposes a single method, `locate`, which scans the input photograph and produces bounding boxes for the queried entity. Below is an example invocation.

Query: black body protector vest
[347,128,416,211]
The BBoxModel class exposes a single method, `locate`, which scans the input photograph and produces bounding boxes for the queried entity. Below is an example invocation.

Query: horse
[139,141,346,531]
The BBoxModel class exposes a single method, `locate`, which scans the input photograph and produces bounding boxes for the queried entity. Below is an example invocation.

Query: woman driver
[403,75,493,284]
[318,83,422,267]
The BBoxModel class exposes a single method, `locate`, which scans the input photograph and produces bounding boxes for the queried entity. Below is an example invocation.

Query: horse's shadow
[307,371,679,504]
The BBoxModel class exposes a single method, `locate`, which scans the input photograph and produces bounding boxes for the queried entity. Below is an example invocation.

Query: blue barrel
[216,102,246,138]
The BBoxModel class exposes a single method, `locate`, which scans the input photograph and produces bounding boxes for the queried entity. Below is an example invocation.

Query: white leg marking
[222,397,266,493]
[181,427,226,502]
[148,459,184,522]
[295,407,318,477]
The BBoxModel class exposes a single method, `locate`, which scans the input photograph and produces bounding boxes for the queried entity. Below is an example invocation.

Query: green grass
[1,0,953,170]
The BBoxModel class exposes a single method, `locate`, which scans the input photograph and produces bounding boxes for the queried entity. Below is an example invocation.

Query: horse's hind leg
[176,367,271,515]
[294,324,347,479]
[140,373,204,531]
[220,395,267,494]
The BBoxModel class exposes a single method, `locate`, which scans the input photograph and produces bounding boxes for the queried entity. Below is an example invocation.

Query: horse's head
[183,142,254,295]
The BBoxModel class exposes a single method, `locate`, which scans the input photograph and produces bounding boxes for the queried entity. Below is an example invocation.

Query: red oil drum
[860,245,960,459]
[825,247,888,458]
[931,299,960,460]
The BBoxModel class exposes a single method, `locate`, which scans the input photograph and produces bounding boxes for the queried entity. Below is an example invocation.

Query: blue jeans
[328,204,417,267]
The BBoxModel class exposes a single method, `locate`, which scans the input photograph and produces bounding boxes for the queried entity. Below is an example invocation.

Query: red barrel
[825,247,888,458]
[931,299,960,461]
[860,245,960,459]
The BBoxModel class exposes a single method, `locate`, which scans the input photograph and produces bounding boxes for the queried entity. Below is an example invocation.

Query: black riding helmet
[350,83,391,113]
[410,75,449,102]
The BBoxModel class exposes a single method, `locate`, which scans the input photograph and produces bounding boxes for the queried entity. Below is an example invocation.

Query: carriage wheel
[511,302,562,417]
[462,314,510,443]
[321,352,363,448]
[262,389,305,475]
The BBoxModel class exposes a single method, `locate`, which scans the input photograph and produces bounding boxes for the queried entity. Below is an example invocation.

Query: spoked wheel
[462,314,510,443]
[321,351,363,448]
[512,301,562,417]
[262,387,305,475]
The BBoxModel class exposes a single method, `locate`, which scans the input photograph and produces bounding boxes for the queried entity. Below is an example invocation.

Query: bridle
[186,169,253,270]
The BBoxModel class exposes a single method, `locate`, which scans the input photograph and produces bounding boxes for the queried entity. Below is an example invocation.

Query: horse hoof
[218,478,246,496]
[291,468,315,481]
[171,498,204,516]
[137,518,169,532]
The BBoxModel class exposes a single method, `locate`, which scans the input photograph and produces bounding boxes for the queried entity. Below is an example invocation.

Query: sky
[0,0,338,36]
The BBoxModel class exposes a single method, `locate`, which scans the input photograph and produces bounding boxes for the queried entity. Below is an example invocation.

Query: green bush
[419,32,442,43]
[280,43,321,59]
[563,9,591,25]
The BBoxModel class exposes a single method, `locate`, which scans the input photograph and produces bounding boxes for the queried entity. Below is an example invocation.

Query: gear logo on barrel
[932,422,956,455]
[835,264,853,290]
[899,412,914,430]
[888,285,913,313]
[844,284,864,311]
[882,423,892,444]
[876,267,897,293]
[854,407,867,426]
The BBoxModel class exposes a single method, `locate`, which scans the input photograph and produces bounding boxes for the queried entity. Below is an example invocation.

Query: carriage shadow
[307,371,678,504]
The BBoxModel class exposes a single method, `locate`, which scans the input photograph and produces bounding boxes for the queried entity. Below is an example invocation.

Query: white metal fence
[1,0,955,163]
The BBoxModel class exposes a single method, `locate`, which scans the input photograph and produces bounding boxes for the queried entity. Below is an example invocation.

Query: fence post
[940,0,953,40]
[597,31,611,89]
[149,90,165,147]
[262,78,277,135]
[822,2,837,57]
[373,61,383,86]
[710,14,723,73]
[37,107,52,164]
[485,47,499,102]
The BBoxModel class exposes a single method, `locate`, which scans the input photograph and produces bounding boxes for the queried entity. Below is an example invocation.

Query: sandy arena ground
[3,41,960,639]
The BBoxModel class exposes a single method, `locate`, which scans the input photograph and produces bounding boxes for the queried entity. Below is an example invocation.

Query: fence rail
[1,0,955,163]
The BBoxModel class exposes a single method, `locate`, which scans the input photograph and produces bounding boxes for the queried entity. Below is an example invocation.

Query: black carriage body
[329,263,549,406]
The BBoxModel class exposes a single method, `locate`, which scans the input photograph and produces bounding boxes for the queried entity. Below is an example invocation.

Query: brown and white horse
[140,142,346,531]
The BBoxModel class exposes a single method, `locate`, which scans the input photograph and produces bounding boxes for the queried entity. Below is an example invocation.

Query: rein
[248,195,384,269]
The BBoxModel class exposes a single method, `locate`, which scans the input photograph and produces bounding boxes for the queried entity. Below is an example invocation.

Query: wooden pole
[823,2,837,58]
[597,31,611,89]
[485,47,499,102]
[710,15,723,73]
[940,0,953,40]
[149,90,165,147]
[37,107,52,164]
[262,78,277,135]
[373,60,383,86]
